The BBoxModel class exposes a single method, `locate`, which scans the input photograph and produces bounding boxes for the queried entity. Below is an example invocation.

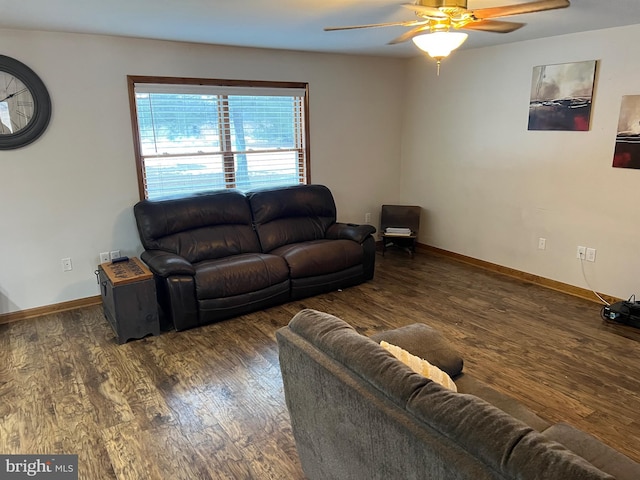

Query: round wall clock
[0,55,51,150]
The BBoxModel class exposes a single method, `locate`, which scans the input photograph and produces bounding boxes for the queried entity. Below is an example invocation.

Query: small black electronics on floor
[602,299,640,328]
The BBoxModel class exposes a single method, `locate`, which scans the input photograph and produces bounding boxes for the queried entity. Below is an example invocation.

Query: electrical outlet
[538,237,546,250]
[61,258,72,272]
[586,247,596,262]
[110,250,121,260]
[99,252,110,264]
[576,246,586,259]
[365,213,371,224]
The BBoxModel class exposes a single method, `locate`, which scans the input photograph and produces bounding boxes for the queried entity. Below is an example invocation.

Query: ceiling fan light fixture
[412,31,468,59]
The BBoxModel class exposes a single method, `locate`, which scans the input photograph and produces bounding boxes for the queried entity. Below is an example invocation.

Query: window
[127,76,310,200]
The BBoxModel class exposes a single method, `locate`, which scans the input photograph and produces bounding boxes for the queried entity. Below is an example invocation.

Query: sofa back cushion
[406,384,612,480]
[133,190,261,263]
[247,184,337,252]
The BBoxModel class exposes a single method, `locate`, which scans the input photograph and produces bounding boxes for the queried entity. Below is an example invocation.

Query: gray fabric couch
[276,309,640,480]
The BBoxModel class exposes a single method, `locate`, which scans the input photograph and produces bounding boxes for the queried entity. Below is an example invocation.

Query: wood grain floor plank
[1,250,640,477]
[101,421,164,479]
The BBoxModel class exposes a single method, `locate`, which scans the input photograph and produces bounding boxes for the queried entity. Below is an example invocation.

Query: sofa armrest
[370,323,464,378]
[326,222,376,243]
[141,250,195,277]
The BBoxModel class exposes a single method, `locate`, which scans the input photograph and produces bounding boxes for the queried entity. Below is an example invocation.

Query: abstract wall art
[528,60,597,131]
[612,95,640,169]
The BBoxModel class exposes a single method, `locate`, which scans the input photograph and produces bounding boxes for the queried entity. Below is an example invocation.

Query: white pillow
[380,341,457,392]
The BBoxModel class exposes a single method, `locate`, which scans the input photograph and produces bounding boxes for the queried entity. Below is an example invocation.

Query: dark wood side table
[380,205,421,257]
[98,257,159,344]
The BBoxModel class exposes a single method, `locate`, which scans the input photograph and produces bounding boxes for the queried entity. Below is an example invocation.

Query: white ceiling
[0,0,639,57]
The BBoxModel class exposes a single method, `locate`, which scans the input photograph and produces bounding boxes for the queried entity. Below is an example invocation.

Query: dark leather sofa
[133,184,376,331]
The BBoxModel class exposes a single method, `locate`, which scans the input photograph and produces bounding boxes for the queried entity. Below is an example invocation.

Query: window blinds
[132,80,308,199]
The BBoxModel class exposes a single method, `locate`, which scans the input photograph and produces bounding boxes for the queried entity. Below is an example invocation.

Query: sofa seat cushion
[195,253,289,298]
[542,422,640,480]
[272,239,363,278]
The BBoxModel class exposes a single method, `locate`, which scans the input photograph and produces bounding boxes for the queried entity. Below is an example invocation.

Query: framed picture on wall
[528,60,597,131]
[612,95,640,169]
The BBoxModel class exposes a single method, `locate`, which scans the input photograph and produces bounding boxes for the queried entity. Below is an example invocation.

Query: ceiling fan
[325,0,570,71]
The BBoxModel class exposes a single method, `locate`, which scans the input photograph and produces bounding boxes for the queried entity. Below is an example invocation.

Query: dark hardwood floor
[1,250,639,479]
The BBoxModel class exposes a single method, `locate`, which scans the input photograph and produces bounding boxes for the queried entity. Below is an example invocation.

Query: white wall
[401,24,640,300]
[0,29,405,314]
[6,23,637,314]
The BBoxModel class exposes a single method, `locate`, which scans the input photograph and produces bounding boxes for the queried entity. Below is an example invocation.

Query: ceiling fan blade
[324,20,425,31]
[401,3,449,18]
[463,19,525,33]
[473,0,569,20]
[387,24,432,45]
